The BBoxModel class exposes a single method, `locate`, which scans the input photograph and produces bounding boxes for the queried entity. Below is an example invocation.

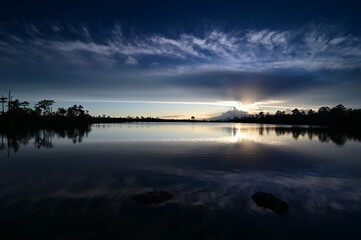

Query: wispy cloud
[1,22,360,72]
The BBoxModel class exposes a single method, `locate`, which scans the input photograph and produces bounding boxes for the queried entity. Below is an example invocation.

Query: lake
[0,123,360,239]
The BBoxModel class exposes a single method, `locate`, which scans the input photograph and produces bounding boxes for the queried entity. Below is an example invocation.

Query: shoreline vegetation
[0,95,360,128]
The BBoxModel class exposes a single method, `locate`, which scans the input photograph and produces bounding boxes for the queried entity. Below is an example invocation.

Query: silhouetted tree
[67,105,86,117]
[35,99,55,116]
[331,104,346,114]
[275,110,285,116]
[318,106,330,115]
[291,108,301,115]
[0,95,7,113]
[8,99,30,112]
[20,101,29,108]
[56,107,67,116]
[9,99,20,110]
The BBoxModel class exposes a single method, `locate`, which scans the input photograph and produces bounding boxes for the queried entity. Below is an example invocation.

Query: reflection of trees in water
[226,126,361,146]
[0,125,91,157]
[54,127,90,144]
[273,127,360,146]
[1,131,33,157]
[34,130,54,149]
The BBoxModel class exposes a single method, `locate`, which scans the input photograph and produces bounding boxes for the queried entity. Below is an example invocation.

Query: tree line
[230,104,361,127]
[0,92,92,128]
[0,92,177,127]
[0,92,90,118]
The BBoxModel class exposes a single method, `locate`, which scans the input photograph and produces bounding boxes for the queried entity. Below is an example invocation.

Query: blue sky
[0,0,360,118]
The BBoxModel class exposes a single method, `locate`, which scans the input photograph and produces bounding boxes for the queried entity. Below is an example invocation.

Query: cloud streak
[1,22,360,71]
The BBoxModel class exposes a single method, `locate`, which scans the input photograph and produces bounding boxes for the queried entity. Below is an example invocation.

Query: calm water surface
[0,123,360,239]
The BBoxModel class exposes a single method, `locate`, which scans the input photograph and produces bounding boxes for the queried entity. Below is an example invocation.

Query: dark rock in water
[252,192,289,215]
[132,191,173,204]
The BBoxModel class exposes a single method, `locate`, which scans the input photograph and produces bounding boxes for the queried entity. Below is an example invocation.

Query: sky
[0,0,361,118]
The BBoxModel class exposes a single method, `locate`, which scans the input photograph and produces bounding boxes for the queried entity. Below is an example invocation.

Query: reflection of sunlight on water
[87,124,288,145]
[226,126,285,145]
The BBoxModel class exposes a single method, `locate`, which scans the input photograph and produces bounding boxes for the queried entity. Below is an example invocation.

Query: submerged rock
[132,191,173,204]
[252,192,289,215]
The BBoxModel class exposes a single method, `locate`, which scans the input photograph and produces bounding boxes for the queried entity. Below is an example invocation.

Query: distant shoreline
[1,116,360,129]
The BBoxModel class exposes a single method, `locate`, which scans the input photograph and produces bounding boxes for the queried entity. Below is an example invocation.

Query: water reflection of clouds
[135,166,361,214]
[1,168,359,215]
